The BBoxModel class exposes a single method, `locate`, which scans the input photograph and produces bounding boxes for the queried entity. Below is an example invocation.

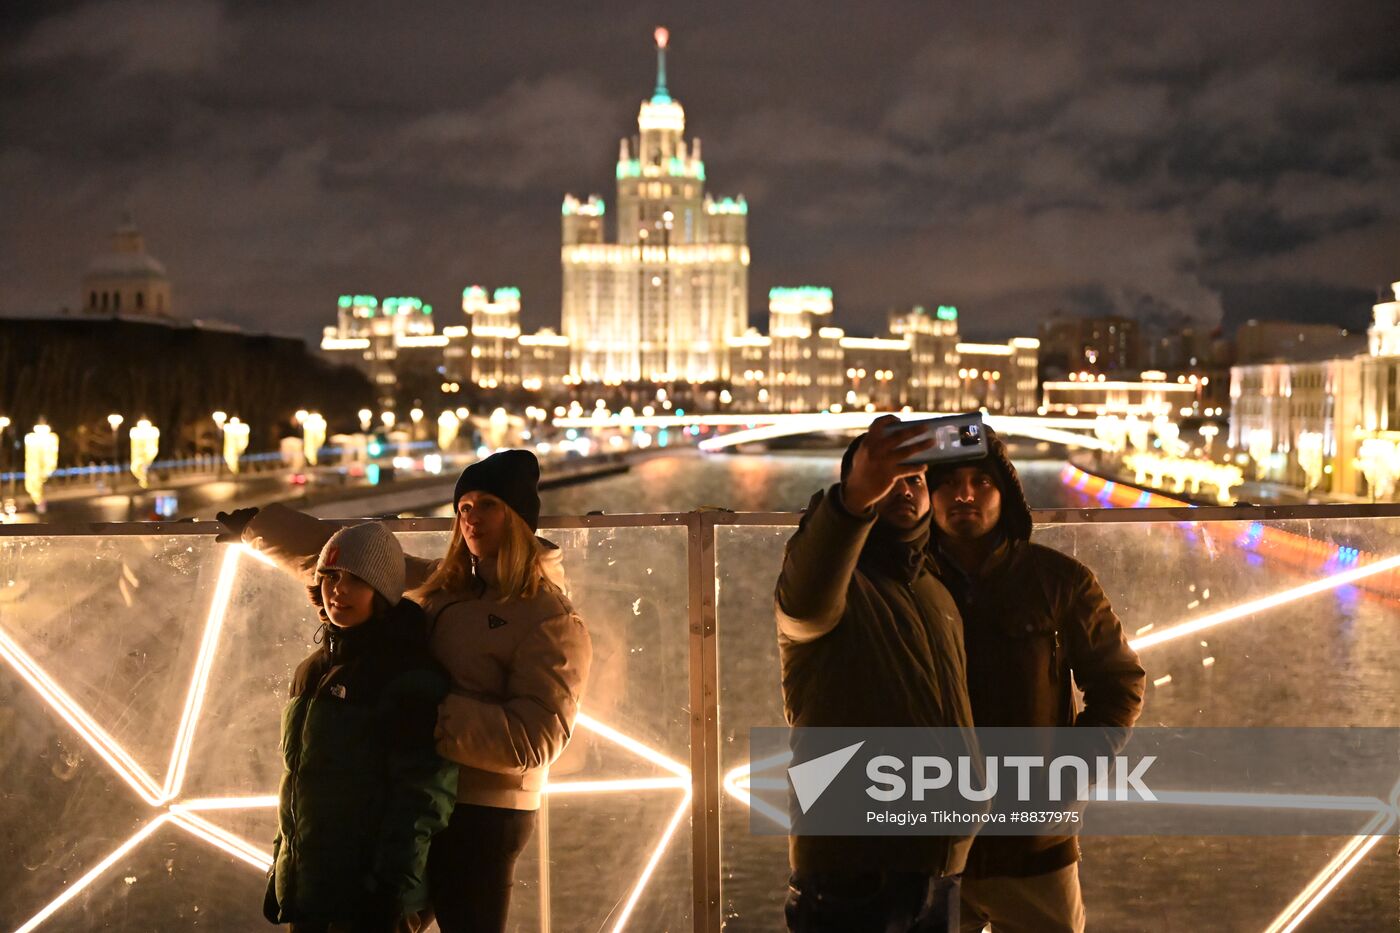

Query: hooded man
[926,426,1146,933]
[775,415,976,933]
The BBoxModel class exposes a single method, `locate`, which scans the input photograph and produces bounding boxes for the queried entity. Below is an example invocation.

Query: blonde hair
[413,497,565,603]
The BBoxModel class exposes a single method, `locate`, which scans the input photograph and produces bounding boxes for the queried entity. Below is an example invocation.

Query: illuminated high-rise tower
[561,27,750,383]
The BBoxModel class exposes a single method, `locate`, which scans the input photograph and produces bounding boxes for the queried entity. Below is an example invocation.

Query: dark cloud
[2,0,1398,344]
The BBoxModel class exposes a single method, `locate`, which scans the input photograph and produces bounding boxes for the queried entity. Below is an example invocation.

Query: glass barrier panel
[716,515,1400,931]
[0,523,693,932]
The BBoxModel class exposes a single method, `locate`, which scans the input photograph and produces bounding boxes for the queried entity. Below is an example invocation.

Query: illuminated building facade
[839,336,910,411]
[954,339,1040,413]
[519,328,571,393]
[767,287,844,412]
[1229,358,1362,494]
[1228,281,1400,497]
[82,219,173,318]
[725,328,771,409]
[464,286,522,390]
[888,305,961,410]
[561,29,750,383]
[321,295,438,410]
[759,289,1039,414]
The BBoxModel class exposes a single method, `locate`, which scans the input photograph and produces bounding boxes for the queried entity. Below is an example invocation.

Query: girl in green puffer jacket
[263,522,458,933]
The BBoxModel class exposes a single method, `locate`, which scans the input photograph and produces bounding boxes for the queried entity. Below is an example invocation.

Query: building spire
[652,27,671,103]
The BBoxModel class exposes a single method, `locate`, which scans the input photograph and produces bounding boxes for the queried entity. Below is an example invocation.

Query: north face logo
[488,614,509,629]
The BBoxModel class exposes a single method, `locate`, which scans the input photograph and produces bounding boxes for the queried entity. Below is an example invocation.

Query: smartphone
[881,412,988,465]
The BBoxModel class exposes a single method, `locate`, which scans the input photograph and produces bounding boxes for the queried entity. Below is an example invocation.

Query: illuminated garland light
[1121,452,1243,505]
[23,425,59,509]
[301,413,326,468]
[223,417,250,474]
[129,419,160,489]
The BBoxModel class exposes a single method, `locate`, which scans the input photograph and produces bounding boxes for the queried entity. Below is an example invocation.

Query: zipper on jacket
[1049,629,1060,681]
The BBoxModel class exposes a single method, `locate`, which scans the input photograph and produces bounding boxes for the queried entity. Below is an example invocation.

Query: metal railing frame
[5,502,1400,931]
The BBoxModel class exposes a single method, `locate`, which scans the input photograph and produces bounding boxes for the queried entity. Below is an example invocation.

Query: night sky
[3,0,1398,344]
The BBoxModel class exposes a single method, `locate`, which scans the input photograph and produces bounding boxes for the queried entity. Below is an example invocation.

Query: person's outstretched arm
[227,503,439,589]
[775,415,935,644]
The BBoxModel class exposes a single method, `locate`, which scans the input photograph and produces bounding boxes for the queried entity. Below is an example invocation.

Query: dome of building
[81,219,173,317]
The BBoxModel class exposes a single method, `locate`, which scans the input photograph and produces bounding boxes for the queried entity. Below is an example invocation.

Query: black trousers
[786,871,961,933]
[426,803,538,933]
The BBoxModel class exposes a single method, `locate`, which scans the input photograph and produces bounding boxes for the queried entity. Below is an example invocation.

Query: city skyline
[2,2,1399,344]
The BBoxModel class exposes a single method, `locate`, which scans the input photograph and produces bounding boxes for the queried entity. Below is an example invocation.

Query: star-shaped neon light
[1,546,690,932]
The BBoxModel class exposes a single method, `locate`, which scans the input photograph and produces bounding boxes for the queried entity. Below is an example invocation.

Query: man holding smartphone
[925,426,1146,933]
[775,414,977,933]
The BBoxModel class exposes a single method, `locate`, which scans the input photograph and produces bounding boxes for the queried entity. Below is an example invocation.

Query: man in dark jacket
[776,415,976,933]
[926,428,1146,933]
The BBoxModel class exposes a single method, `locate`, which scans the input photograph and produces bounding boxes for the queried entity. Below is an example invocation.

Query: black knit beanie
[452,449,542,531]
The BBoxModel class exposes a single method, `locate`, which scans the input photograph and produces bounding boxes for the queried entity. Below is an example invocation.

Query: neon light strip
[162,547,241,801]
[238,543,280,569]
[723,754,793,830]
[174,795,279,810]
[14,815,171,933]
[609,789,692,933]
[1127,790,1389,813]
[546,776,690,794]
[168,810,274,871]
[1263,810,1394,933]
[576,712,690,779]
[1129,552,1400,651]
[0,625,164,805]
[1272,835,1386,932]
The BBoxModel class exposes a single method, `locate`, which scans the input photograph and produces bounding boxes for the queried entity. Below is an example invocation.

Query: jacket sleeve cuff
[242,503,333,585]
[832,482,879,522]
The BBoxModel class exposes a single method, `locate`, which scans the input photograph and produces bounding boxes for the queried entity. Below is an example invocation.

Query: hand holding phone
[841,415,940,514]
[879,413,988,466]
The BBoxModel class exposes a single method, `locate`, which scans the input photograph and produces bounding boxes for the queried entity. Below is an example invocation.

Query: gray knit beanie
[314,522,406,605]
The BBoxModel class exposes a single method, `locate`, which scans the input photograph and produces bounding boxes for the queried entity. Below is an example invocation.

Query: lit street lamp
[358,408,372,433]
[0,415,10,501]
[105,413,124,490]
